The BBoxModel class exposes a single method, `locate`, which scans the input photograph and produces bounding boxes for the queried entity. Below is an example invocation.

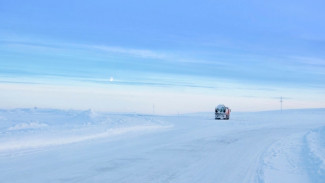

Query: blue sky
[0,0,324,113]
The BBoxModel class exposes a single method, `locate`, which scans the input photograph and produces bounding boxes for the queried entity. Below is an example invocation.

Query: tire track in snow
[256,126,325,183]
[255,133,310,183]
[303,126,325,183]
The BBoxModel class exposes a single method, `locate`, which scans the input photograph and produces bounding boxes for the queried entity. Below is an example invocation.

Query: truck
[215,104,231,120]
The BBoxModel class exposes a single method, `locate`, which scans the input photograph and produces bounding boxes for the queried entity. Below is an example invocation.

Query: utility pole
[280,96,283,112]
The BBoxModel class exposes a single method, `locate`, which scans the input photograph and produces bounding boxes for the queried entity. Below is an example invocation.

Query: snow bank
[0,108,172,152]
[0,125,170,152]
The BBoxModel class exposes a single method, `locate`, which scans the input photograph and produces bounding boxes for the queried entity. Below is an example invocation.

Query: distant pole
[153,104,155,114]
[280,96,283,112]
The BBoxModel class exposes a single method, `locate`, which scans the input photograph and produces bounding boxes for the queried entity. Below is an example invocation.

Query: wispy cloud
[90,45,168,60]
[292,56,325,67]
[1,36,325,90]
[0,37,228,66]
[1,38,169,59]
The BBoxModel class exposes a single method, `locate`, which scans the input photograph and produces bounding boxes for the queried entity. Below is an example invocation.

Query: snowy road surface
[0,109,324,183]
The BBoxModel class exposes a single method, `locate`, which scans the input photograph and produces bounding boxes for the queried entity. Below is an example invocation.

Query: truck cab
[215,104,231,120]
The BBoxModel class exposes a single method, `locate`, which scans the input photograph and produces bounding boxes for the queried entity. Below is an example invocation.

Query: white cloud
[91,45,168,60]
[8,122,48,131]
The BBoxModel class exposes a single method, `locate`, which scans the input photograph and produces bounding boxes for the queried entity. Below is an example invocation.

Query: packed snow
[0,108,324,183]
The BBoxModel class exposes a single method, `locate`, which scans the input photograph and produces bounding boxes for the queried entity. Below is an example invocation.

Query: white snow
[0,108,324,183]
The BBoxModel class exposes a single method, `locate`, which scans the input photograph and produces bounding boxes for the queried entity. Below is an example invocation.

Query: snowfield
[0,108,324,183]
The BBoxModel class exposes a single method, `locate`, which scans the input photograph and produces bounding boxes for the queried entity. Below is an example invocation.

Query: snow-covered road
[0,109,324,183]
